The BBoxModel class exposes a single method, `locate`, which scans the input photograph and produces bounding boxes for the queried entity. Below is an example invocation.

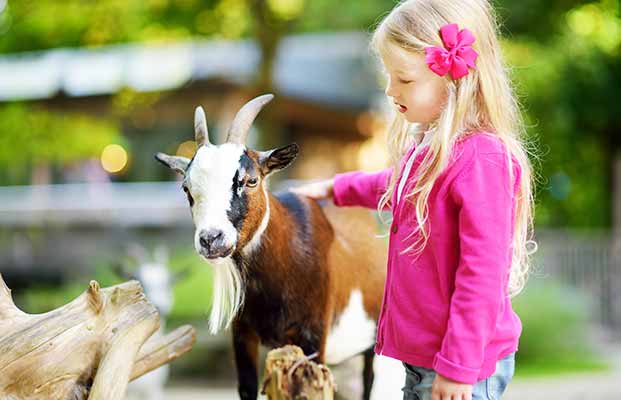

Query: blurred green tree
[0,104,120,184]
[0,0,619,229]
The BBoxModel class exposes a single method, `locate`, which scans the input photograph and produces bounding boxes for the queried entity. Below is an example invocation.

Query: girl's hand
[290,179,334,200]
[431,373,473,400]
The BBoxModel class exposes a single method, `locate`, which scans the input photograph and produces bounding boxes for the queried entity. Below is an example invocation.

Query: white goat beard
[208,257,245,334]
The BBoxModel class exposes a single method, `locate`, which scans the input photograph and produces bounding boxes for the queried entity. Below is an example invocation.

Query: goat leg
[233,320,260,400]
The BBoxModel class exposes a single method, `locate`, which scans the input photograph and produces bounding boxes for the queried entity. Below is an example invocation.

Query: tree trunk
[0,275,195,400]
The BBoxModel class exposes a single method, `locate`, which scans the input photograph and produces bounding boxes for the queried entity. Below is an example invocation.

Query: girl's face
[381,42,448,125]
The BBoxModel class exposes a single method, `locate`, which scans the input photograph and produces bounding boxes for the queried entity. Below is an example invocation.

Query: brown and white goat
[155,94,387,400]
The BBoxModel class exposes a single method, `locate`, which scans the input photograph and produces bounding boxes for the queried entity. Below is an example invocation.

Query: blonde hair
[371,0,536,297]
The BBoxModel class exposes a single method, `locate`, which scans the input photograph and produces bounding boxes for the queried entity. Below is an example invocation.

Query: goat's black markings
[228,153,254,230]
[182,155,196,206]
[275,191,311,241]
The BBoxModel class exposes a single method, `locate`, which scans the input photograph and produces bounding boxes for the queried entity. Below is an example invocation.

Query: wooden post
[261,345,336,400]
[0,274,195,400]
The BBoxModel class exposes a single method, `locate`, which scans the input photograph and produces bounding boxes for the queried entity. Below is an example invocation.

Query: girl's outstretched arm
[332,168,393,209]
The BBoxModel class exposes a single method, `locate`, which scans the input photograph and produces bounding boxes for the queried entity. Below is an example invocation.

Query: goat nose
[199,229,224,249]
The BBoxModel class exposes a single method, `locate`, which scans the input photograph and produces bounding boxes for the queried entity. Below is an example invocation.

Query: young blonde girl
[293,0,535,399]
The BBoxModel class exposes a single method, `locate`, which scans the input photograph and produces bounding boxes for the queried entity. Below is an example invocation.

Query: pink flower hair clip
[424,23,478,80]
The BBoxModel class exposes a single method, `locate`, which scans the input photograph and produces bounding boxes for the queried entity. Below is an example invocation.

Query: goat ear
[154,152,190,175]
[259,143,299,176]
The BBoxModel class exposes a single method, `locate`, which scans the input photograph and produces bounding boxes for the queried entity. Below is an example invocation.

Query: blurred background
[0,0,619,399]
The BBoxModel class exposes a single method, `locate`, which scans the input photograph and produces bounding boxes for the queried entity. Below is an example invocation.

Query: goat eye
[247,177,258,187]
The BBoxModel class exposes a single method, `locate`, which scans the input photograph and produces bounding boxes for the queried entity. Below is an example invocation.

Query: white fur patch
[188,144,245,254]
[324,289,377,365]
[371,355,407,399]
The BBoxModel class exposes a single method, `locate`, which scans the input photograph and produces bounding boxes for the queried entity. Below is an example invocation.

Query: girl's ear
[258,143,299,176]
[154,152,190,175]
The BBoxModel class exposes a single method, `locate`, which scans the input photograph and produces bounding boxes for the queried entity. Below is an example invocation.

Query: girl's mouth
[396,103,408,113]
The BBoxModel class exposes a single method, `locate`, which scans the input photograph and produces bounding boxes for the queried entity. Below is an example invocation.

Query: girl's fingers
[290,181,332,199]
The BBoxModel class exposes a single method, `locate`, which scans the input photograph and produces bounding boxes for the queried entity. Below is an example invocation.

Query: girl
[291,0,535,399]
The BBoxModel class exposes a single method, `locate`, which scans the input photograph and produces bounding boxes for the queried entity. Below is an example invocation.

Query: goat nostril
[200,230,225,253]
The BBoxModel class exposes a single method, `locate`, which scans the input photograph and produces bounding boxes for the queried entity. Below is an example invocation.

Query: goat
[155,94,387,400]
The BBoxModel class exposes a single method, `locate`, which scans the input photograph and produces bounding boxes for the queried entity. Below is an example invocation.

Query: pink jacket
[332,132,522,384]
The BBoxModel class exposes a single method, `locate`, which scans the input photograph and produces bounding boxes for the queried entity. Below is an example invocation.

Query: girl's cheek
[412,88,437,111]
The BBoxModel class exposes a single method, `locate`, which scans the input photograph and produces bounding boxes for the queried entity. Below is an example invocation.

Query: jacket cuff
[332,172,354,207]
[432,352,480,384]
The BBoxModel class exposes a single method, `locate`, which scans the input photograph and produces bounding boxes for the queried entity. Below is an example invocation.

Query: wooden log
[261,345,336,400]
[0,274,195,400]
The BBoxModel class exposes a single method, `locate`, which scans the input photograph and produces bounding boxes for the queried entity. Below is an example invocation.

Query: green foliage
[503,0,620,227]
[0,0,619,227]
[0,103,120,184]
[297,0,395,33]
[0,0,251,53]
[512,282,608,375]
[492,0,595,41]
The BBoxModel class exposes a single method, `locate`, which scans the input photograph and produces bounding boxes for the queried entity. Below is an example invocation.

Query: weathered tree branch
[0,274,196,400]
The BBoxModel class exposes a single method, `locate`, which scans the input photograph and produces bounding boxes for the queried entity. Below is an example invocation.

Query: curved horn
[194,106,210,147]
[226,94,274,145]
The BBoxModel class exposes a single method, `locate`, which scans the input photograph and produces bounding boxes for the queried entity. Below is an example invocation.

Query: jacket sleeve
[432,149,520,384]
[332,168,393,210]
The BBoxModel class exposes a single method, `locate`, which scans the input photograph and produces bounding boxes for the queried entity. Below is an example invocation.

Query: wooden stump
[261,345,336,400]
[0,274,195,400]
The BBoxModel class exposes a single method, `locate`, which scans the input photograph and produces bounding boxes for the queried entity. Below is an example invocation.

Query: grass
[511,281,611,377]
[515,358,609,378]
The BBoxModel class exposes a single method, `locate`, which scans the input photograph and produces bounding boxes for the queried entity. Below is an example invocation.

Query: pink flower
[424,23,478,80]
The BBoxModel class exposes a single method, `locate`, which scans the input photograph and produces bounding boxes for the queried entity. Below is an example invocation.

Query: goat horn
[194,106,210,147]
[226,94,274,145]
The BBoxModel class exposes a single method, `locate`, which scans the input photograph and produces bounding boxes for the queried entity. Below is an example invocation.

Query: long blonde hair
[371,0,536,297]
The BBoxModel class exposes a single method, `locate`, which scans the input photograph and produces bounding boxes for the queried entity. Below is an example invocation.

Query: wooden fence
[533,229,621,331]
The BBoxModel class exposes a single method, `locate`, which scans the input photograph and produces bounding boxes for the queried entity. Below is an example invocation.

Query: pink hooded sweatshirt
[332,132,522,384]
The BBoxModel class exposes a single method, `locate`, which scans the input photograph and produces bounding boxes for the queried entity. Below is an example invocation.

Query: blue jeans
[402,353,515,400]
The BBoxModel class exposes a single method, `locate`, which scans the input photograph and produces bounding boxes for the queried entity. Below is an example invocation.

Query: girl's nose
[385,78,398,98]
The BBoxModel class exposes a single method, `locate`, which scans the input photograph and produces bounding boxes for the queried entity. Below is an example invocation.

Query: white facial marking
[188,143,246,259]
[324,289,376,365]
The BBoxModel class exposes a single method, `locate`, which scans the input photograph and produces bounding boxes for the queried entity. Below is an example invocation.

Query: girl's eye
[247,177,259,187]
[399,78,413,84]
[183,186,194,207]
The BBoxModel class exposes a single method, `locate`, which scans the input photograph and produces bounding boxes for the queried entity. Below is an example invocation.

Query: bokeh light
[176,140,197,159]
[100,144,128,173]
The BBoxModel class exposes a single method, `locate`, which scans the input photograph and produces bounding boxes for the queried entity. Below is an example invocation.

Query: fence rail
[533,230,621,331]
